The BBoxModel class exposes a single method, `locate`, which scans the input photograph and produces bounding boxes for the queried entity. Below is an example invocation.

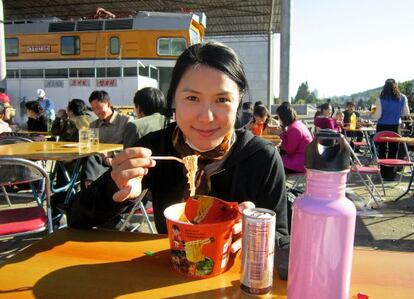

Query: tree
[294,82,311,103]
[399,81,414,108]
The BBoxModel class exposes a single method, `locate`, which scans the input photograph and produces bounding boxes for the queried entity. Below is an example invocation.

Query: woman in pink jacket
[276,102,313,173]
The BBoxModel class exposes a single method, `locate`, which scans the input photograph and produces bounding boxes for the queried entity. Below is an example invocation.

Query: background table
[0,142,123,202]
[0,141,123,160]
[0,228,413,299]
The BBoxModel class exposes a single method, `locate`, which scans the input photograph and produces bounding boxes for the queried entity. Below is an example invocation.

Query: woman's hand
[111,147,156,202]
[230,201,256,253]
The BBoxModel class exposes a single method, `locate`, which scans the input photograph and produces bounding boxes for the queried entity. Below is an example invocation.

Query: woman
[52,99,92,141]
[276,102,313,173]
[372,78,410,180]
[67,42,289,277]
[0,102,12,134]
[248,104,279,135]
[25,101,47,132]
[314,103,341,133]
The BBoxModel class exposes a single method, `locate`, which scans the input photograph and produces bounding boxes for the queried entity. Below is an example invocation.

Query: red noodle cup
[164,199,240,278]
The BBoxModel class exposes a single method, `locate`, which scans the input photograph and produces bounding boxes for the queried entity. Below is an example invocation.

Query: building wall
[205,34,279,105]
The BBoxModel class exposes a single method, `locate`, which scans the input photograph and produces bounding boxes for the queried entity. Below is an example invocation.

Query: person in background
[0,88,11,104]
[36,89,55,121]
[314,103,341,133]
[0,102,12,134]
[343,102,360,125]
[25,101,47,132]
[123,87,167,148]
[52,99,92,141]
[335,111,345,134]
[81,90,132,187]
[372,78,410,181]
[248,104,279,136]
[51,99,93,226]
[236,101,253,129]
[67,42,290,279]
[343,101,363,145]
[276,102,313,173]
[254,100,264,108]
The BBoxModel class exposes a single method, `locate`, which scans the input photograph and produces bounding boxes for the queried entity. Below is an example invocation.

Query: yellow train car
[4,11,206,112]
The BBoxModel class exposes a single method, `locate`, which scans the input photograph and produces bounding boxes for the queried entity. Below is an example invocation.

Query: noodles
[185,238,212,263]
[183,155,198,197]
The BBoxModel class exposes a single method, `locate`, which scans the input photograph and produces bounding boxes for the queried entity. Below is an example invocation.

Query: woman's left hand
[230,201,255,253]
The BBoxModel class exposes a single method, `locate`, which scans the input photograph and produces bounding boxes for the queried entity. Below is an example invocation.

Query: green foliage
[399,81,414,107]
[293,81,319,104]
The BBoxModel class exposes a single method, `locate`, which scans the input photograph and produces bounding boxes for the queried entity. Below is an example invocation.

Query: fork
[151,156,185,164]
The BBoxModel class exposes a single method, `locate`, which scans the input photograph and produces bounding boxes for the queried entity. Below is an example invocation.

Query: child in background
[335,111,345,133]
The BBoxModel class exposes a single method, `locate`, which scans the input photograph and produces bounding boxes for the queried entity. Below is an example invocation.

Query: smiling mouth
[193,127,219,137]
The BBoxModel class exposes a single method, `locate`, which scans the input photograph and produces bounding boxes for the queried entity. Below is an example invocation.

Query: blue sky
[289,0,414,97]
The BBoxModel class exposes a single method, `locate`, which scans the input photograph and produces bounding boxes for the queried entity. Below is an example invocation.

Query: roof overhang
[3,0,281,36]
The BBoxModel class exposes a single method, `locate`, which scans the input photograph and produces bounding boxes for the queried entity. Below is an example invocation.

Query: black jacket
[27,115,47,132]
[67,123,289,241]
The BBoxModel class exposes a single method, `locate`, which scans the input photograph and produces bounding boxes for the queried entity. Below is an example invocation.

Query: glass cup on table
[89,128,100,146]
[79,128,91,149]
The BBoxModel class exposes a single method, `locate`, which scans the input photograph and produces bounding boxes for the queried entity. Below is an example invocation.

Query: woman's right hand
[111,147,156,202]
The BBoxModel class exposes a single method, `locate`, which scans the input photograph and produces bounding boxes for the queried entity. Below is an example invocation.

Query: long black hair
[165,42,249,120]
[380,78,401,101]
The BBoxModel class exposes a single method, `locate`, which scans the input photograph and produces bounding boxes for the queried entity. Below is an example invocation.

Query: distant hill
[332,79,414,103]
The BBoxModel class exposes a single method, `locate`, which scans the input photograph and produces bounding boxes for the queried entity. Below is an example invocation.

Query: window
[123,67,137,77]
[5,38,19,56]
[20,69,44,78]
[149,67,158,80]
[96,67,121,78]
[61,36,80,55]
[190,29,200,45]
[139,66,149,77]
[6,69,19,79]
[45,68,68,78]
[157,38,187,56]
[109,37,120,55]
[69,68,95,78]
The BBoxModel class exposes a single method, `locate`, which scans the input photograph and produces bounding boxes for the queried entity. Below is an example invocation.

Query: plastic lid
[305,130,350,171]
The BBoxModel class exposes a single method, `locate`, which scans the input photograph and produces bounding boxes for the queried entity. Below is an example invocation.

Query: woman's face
[174,65,240,151]
[322,108,331,117]
[254,115,267,125]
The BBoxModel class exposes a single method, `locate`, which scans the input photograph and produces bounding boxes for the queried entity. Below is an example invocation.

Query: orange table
[0,228,413,298]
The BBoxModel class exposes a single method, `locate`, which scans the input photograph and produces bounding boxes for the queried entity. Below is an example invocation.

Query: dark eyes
[217,97,230,103]
[184,96,231,103]
[185,96,198,102]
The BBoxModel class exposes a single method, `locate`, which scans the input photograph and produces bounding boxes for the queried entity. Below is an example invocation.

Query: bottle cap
[305,130,350,171]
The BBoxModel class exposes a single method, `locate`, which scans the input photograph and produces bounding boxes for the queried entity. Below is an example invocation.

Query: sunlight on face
[91,100,112,120]
[174,65,240,151]
[254,115,267,125]
[323,108,331,117]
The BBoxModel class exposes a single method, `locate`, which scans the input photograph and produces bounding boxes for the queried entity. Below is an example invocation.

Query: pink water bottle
[288,131,356,299]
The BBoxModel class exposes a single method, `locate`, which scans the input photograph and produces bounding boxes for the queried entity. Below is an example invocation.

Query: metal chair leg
[1,186,12,207]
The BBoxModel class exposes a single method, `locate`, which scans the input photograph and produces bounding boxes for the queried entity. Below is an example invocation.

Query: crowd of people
[1,41,411,281]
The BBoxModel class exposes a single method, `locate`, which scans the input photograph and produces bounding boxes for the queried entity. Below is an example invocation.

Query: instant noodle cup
[164,196,241,278]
